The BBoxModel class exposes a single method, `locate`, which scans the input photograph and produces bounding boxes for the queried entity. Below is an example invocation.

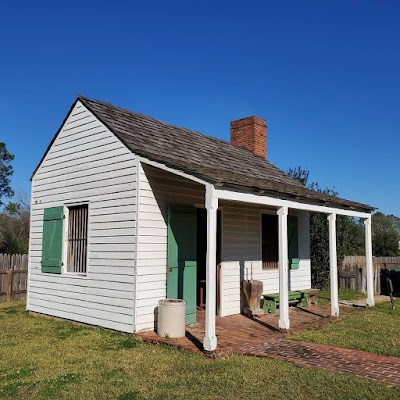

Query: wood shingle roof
[37,96,375,213]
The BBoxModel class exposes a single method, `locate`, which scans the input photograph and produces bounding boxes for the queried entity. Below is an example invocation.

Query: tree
[0,142,14,206]
[0,192,30,255]
[287,166,309,186]
[287,166,364,288]
[387,214,400,236]
[371,212,400,257]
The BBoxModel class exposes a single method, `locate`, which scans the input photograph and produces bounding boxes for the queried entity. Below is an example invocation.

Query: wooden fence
[0,253,28,302]
[340,256,400,295]
[343,256,400,271]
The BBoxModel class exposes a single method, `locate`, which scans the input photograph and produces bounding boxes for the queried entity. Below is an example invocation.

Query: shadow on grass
[118,391,140,400]
[99,333,142,351]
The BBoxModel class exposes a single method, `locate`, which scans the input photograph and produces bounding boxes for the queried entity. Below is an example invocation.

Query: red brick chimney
[230,116,267,158]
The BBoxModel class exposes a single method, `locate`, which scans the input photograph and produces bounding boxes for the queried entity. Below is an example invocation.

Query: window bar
[77,207,81,273]
[83,206,87,272]
[80,207,83,273]
[79,207,82,273]
[74,208,77,272]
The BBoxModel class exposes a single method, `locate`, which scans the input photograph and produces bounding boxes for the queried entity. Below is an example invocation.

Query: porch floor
[138,303,353,356]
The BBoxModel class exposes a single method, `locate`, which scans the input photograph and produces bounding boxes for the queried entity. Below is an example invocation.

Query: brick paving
[236,338,400,385]
[138,302,400,385]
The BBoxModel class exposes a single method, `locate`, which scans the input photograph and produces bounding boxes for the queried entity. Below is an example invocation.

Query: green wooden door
[167,206,197,325]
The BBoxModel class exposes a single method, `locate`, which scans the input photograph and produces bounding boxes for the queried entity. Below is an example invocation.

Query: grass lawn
[290,292,400,358]
[1,301,399,400]
[317,288,368,304]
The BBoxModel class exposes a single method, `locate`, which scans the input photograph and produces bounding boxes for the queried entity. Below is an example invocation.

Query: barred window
[67,205,88,273]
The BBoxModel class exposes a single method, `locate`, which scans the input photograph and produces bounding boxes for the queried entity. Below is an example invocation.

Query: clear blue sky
[1,1,399,216]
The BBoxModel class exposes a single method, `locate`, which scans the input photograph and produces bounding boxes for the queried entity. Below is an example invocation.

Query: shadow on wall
[142,163,205,220]
[153,306,159,332]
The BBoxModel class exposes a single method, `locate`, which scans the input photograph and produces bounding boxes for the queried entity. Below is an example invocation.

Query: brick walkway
[236,338,400,385]
[138,302,400,385]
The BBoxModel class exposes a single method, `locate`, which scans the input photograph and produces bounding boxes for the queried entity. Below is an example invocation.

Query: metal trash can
[157,299,186,338]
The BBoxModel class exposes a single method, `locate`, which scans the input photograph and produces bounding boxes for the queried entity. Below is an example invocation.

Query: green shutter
[41,206,64,274]
[288,216,299,269]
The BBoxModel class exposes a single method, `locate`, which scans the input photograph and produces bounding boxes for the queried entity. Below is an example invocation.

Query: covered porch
[138,160,375,353]
[201,185,375,352]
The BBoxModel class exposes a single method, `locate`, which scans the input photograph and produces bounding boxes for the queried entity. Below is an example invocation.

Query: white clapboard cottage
[28,96,375,351]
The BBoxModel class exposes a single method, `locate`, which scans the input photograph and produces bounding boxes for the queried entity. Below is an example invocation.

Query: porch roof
[75,97,374,213]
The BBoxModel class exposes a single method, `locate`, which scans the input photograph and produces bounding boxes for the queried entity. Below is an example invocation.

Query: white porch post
[328,213,339,317]
[278,206,289,330]
[365,217,375,306]
[203,185,218,352]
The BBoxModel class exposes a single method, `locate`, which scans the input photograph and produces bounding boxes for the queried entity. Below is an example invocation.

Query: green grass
[336,288,369,301]
[0,301,399,400]
[316,288,367,304]
[290,297,400,357]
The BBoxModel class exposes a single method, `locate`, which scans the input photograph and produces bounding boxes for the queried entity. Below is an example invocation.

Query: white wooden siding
[218,261,240,317]
[220,203,311,316]
[135,164,205,332]
[28,101,137,333]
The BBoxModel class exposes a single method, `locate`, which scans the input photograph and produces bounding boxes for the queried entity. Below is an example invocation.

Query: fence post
[6,269,12,301]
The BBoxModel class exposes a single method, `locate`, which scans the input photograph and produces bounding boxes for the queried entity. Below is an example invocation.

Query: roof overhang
[138,158,372,218]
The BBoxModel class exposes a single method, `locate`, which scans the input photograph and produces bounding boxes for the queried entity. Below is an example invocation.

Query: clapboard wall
[28,101,137,333]
[220,203,311,316]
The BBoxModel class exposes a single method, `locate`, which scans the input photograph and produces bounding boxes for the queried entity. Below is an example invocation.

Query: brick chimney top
[230,116,267,158]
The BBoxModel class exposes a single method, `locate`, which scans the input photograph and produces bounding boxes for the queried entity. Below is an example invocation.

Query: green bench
[262,290,310,314]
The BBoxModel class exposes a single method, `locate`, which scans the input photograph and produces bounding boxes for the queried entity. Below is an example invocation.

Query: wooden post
[364,217,375,306]
[203,184,218,352]
[6,269,12,301]
[328,213,339,317]
[278,206,289,330]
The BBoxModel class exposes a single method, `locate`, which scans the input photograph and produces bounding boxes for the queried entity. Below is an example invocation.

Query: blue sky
[1,1,399,215]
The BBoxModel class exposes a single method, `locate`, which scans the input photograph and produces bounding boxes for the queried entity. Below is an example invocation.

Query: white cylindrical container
[157,299,186,338]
